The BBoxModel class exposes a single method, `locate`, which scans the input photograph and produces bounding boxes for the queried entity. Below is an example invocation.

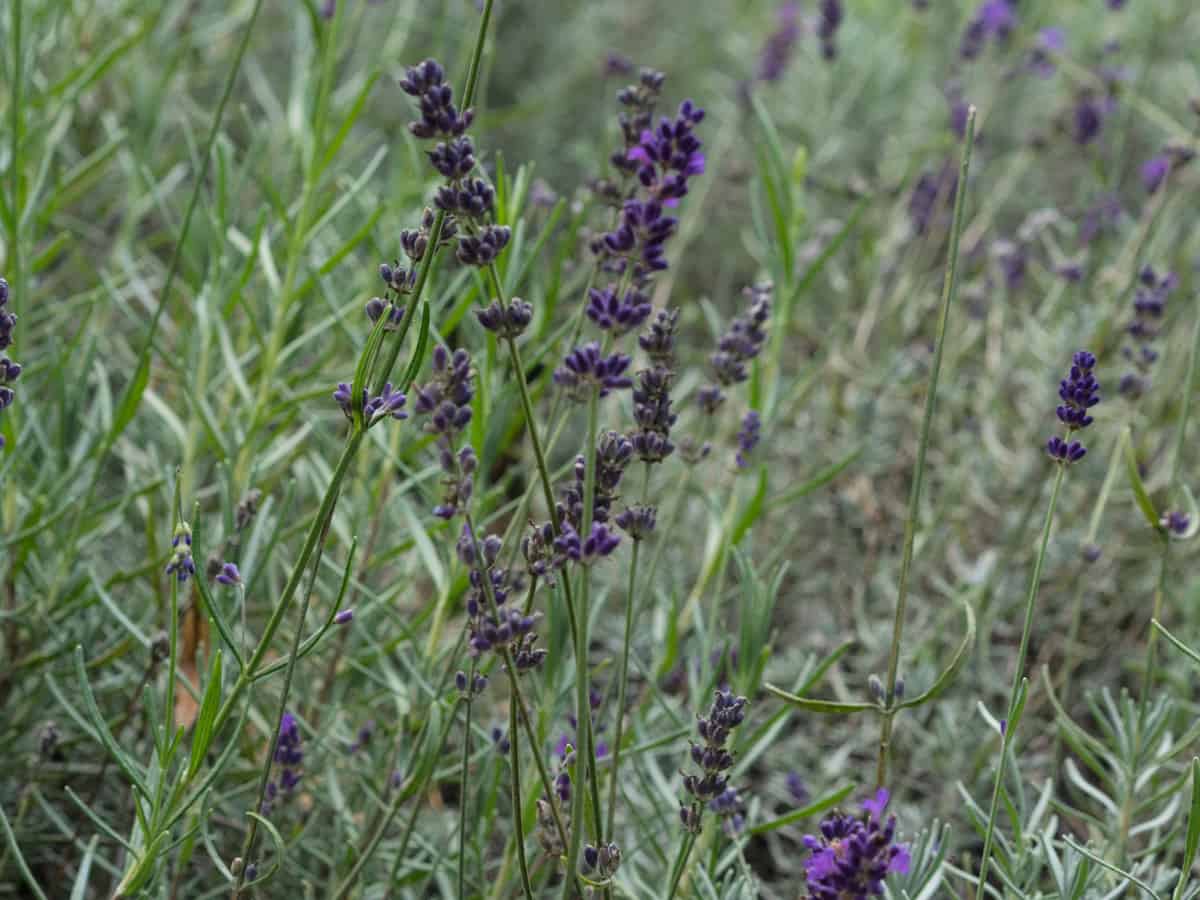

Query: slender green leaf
[897,593,976,709]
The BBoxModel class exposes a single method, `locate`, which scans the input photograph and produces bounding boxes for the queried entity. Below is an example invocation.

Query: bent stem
[975,462,1067,896]
[875,106,977,790]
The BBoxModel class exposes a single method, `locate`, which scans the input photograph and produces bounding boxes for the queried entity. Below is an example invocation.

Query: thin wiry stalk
[458,659,478,900]
[875,106,976,790]
[511,693,535,900]
[975,462,1067,896]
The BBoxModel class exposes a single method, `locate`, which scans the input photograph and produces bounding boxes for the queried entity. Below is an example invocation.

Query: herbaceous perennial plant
[8,2,1200,900]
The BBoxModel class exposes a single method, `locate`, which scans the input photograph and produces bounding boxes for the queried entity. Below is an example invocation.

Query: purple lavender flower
[0,277,18,450]
[165,523,196,583]
[582,842,622,879]
[1071,91,1109,146]
[333,381,408,426]
[1029,27,1065,78]
[709,786,747,835]
[411,346,477,518]
[802,789,910,898]
[347,720,374,753]
[679,689,748,834]
[960,0,1016,59]
[263,712,304,813]
[735,410,762,468]
[476,296,533,338]
[554,522,621,565]
[756,2,801,83]
[1119,266,1176,397]
[460,524,545,670]
[334,608,354,625]
[214,562,241,586]
[1047,350,1099,464]
[908,162,957,236]
[1162,511,1191,536]
[592,84,705,285]
[399,58,474,139]
[1140,154,1171,194]
[603,52,634,78]
[786,771,810,805]
[615,504,656,541]
[625,100,706,205]
[817,0,844,61]
[586,284,652,335]
[553,341,633,401]
[701,283,772,402]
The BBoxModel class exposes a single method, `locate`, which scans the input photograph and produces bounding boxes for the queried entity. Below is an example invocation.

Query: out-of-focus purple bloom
[1071,91,1110,145]
[817,0,844,60]
[553,341,633,400]
[735,411,762,468]
[1078,193,1123,246]
[615,504,656,540]
[1120,266,1176,397]
[908,161,958,236]
[413,346,476,518]
[961,0,1016,59]
[1029,27,1065,78]
[491,725,511,755]
[787,771,811,805]
[215,562,241,586]
[945,84,970,139]
[1141,154,1170,194]
[703,283,772,396]
[347,720,374,753]
[993,239,1027,291]
[1108,0,1126,8]
[603,52,634,78]
[802,789,910,898]
[1162,511,1191,536]
[0,277,19,451]
[263,712,304,813]
[757,2,802,82]
[709,786,747,835]
[334,608,354,625]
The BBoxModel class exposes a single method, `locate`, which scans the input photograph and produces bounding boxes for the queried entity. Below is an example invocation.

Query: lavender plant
[4,3,1200,900]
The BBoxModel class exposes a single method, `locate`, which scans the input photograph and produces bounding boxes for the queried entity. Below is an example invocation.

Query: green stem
[666,831,697,900]
[462,514,572,860]
[511,692,535,900]
[875,106,976,790]
[605,538,640,841]
[458,660,477,900]
[233,448,351,896]
[976,461,1067,896]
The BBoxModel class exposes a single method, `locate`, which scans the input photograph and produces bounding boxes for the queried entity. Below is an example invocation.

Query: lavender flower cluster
[413,345,477,519]
[262,712,304,815]
[165,522,196,583]
[1119,266,1177,398]
[680,689,748,833]
[1047,350,1100,464]
[802,789,910,898]
[457,525,545,673]
[0,278,21,450]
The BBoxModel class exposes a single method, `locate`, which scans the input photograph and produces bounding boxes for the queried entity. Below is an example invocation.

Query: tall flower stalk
[875,106,976,789]
[975,350,1102,894]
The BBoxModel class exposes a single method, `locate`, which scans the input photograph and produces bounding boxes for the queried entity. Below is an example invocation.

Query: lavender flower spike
[1047,350,1099,464]
[553,341,633,401]
[802,788,910,898]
